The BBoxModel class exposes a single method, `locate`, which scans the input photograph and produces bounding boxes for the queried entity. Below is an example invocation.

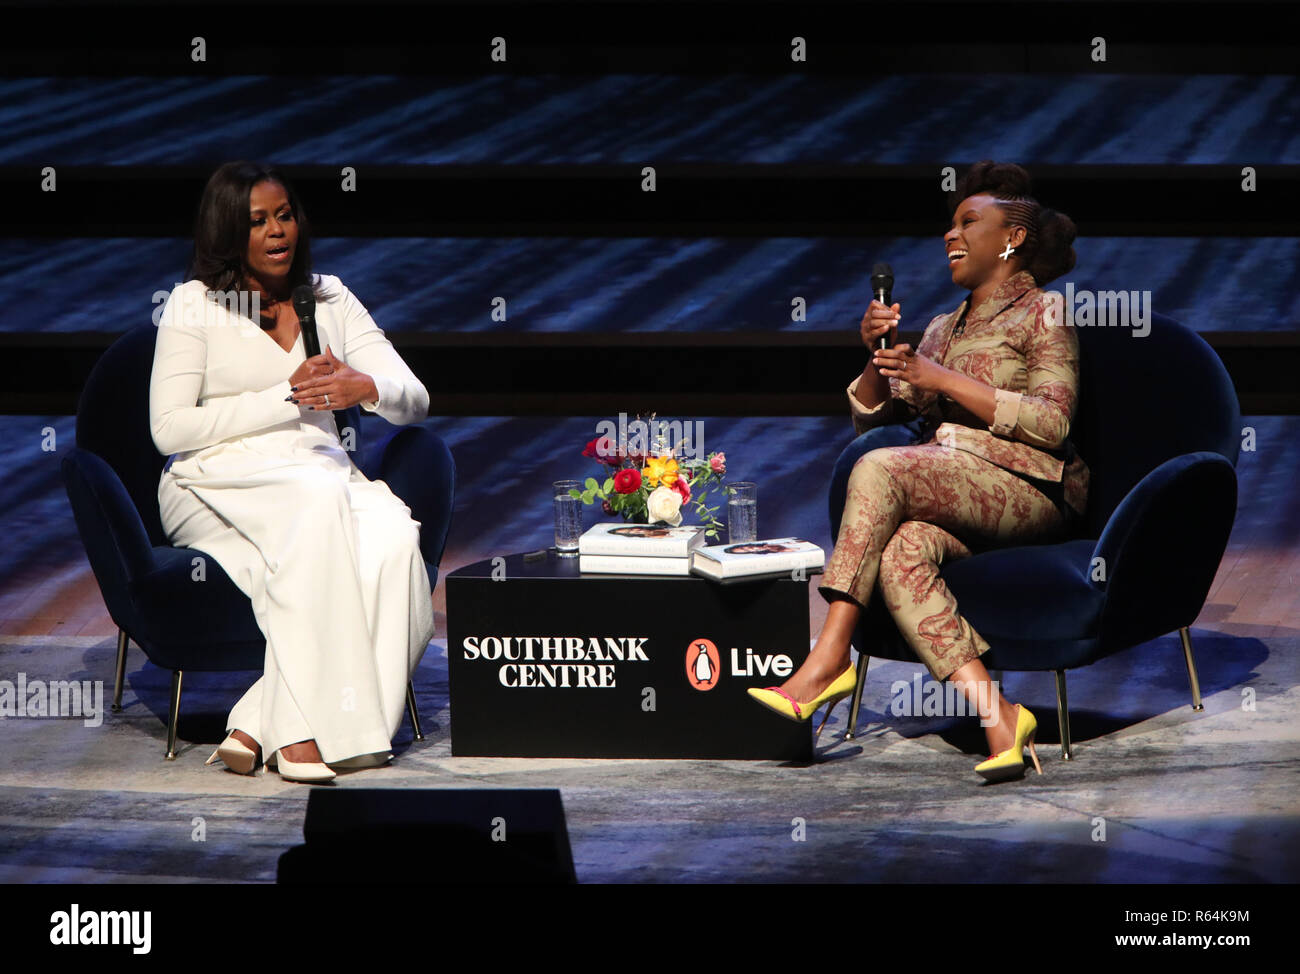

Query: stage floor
[1,415,1296,882]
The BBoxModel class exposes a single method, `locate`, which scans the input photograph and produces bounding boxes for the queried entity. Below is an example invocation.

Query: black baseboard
[4,330,1295,417]
[3,2,1296,76]
[4,164,1298,237]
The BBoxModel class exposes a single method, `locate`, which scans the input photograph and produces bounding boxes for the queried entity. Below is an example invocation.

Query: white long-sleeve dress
[149,274,436,765]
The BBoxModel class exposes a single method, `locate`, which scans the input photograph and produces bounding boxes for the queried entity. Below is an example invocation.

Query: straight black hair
[186,161,328,327]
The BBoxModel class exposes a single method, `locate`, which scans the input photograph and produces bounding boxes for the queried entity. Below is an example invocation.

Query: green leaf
[568,488,582,499]
[581,489,596,504]
[603,477,614,493]
[585,477,599,491]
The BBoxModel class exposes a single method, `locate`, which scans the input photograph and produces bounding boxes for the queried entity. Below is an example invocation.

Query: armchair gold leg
[843,653,871,741]
[165,670,183,761]
[112,628,128,712]
[1054,669,1072,761]
[1179,626,1204,712]
[406,681,424,742]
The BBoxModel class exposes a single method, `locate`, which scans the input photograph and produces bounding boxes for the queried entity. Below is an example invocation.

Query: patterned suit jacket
[846,269,1089,516]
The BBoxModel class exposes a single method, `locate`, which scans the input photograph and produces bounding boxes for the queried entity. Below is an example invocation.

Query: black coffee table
[445,549,814,759]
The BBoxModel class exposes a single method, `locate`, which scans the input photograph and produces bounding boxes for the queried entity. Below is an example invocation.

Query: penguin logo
[685,638,720,691]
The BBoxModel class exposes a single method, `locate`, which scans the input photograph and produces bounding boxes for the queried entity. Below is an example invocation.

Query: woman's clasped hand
[288,345,378,410]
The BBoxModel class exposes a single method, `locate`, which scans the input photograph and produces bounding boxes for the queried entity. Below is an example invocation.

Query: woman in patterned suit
[748,161,1087,781]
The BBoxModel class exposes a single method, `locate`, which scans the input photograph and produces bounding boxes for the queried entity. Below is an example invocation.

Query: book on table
[690,537,826,581]
[577,553,692,576]
[577,522,708,558]
[577,522,707,575]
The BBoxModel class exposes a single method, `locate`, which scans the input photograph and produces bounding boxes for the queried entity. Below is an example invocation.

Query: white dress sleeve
[149,284,300,456]
[334,280,430,426]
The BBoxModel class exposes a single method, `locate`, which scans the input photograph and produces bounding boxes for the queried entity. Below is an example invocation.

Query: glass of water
[553,481,582,556]
[727,482,757,544]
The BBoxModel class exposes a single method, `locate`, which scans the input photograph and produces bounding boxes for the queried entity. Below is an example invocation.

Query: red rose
[583,436,622,466]
[670,474,691,503]
[613,468,642,494]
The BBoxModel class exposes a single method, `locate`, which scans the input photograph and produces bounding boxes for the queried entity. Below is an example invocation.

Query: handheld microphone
[870,262,894,352]
[292,285,321,359]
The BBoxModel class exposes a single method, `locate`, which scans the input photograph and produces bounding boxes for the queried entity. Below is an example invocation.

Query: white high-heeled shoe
[267,750,336,783]
[204,734,258,775]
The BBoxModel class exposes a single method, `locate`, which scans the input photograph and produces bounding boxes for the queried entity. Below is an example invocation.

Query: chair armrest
[361,427,457,572]
[1092,452,1237,647]
[828,419,925,541]
[60,448,157,618]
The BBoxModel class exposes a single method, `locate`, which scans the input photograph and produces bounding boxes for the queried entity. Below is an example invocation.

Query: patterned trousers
[820,445,1066,680]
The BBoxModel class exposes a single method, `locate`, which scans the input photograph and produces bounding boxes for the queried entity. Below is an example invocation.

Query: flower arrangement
[572,420,729,537]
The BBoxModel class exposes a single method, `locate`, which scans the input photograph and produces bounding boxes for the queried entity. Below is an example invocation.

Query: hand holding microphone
[284,284,335,402]
[283,285,377,409]
[858,261,940,391]
[861,263,900,357]
[850,263,903,409]
[860,298,900,353]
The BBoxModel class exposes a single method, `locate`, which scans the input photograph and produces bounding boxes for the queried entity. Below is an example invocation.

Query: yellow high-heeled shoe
[747,665,858,742]
[974,704,1042,782]
[204,734,259,775]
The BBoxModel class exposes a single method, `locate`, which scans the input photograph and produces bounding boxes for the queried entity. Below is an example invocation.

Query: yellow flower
[642,456,678,488]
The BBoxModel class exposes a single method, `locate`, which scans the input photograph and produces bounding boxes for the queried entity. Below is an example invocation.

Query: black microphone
[293,285,321,360]
[870,262,894,352]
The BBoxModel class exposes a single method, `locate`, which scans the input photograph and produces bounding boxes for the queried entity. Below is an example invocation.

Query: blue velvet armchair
[60,324,456,759]
[828,312,1240,758]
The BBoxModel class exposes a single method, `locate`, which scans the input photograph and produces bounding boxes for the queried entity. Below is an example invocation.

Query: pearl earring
[999,241,1016,261]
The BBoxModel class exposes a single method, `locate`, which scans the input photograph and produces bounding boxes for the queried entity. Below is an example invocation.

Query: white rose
[646,485,683,526]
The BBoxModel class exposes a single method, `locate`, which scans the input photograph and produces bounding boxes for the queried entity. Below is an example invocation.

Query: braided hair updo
[948,161,1077,286]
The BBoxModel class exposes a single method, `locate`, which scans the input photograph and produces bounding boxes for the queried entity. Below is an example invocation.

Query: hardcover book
[578,522,708,558]
[690,538,825,580]
[578,554,692,576]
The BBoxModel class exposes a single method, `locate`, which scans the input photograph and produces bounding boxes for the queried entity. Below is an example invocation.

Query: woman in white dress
[150,161,436,783]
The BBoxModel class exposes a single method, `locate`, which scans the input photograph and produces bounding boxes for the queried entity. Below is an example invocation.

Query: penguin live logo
[686,638,793,691]
[686,639,721,690]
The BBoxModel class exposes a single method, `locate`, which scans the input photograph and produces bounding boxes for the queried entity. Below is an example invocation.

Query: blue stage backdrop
[1,73,1296,337]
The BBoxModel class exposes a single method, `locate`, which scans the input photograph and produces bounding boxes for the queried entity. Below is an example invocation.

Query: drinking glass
[553,480,582,555]
[727,482,757,544]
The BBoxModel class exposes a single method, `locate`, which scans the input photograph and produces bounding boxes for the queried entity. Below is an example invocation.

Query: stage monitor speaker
[277,788,576,884]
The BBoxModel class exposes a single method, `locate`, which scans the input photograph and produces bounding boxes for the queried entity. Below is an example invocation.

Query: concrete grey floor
[0,627,1295,883]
